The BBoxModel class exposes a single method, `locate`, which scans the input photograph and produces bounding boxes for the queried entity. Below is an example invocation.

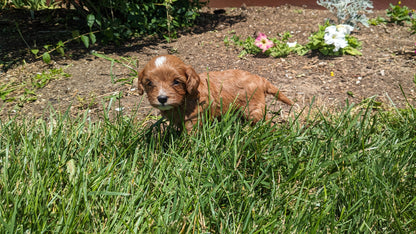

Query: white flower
[286,42,297,47]
[336,24,354,35]
[326,24,354,36]
[324,29,344,44]
[332,37,348,52]
[325,25,337,35]
[324,25,350,52]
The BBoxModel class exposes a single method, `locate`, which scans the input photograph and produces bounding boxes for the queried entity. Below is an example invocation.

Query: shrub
[3,0,50,10]
[317,0,374,28]
[4,0,206,42]
[72,0,207,42]
[5,0,206,63]
[386,2,413,25]
[385,3,416,34]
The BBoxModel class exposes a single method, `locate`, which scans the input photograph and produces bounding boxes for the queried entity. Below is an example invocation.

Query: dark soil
[1,5,416,121]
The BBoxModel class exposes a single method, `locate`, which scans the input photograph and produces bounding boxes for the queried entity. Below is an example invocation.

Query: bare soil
[1,5,415,122]
[207,0,416,10]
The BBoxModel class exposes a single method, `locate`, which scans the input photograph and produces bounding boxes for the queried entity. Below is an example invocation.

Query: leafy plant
[30,14,98,64]
[0,82,19,101]
[317,0,374,28]
[32,67,71,88]
[385,3,416,34]
[368,16,387,26]
[386,2,412,25]
[76,92,98,110]
[226,32,308,58]
[0,66,70,106]
[306,22,362,56]
[409,9,416,34]
[227,24,362,58]
[411,18,416,34]
[227,35,261,57]
[4,0,50,10]
[72,0,206,42]
[12,0,205,64]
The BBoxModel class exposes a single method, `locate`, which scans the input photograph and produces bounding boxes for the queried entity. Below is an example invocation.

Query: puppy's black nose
[157,95,168,104]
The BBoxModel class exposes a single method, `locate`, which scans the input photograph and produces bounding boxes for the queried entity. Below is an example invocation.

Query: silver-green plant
[317,0,373,28]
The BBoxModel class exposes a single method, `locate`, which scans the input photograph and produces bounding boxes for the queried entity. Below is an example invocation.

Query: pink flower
[255,33,274,52]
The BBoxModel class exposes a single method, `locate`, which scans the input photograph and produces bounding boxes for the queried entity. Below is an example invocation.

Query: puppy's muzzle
[157,95,168,104]
[156,95,174,110]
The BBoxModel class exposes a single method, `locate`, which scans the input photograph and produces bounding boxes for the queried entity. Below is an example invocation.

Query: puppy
[138,55,293,132]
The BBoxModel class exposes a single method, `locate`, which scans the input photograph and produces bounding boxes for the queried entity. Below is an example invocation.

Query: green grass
[0,101,415,232]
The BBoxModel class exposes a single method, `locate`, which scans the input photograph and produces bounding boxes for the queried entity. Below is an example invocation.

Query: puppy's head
[138,55,200,111]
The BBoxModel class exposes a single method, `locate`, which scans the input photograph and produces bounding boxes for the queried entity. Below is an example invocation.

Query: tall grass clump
[0,101,415,232]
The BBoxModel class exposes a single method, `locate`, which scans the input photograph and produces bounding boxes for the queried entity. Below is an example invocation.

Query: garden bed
[1,4,415,120]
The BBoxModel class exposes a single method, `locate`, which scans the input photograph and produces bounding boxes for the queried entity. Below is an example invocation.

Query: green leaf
[42,52,51,64]
[57,47,65,56]
[57,40,64,47]
[0,83,15,100]
[31,49,39,55]
[81,35,89,48]
[319,47,330,55]
[344,47,362,56]
[89,32,96,45]
[238,49,248,58]
[163,35,171,43]
[87,14,95,29]
[223,36,229,46]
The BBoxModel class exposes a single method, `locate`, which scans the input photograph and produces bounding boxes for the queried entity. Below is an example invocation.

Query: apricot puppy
[138,55,293,132]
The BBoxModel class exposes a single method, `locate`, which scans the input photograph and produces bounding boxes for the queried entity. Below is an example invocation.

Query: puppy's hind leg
[246,103,269,123]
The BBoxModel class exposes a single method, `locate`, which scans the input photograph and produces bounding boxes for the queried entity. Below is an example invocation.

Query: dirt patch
[1,5,415,121]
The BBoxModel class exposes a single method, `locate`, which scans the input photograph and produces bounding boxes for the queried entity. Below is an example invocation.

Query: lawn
[1,100,415,232]
[1,0,416,232]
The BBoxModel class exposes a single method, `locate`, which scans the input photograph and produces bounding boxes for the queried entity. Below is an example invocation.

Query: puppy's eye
[173,79,181,85]
[145,80,153,87]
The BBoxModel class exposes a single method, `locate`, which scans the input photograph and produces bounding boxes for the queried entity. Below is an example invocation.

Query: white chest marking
[155,56,166,67]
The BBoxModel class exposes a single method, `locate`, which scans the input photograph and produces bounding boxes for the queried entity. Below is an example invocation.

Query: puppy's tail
[265,81,294,106]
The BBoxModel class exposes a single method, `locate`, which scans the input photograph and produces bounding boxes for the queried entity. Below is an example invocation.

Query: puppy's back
[199,69,293,105]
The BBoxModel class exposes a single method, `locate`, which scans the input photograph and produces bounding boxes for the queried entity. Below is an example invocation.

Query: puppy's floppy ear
[185,66,200,95]
[137,69,145,95]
